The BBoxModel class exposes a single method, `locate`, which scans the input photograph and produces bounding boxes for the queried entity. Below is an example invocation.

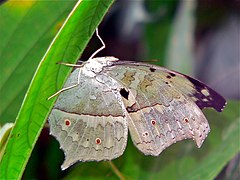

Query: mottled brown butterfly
[48,29,226,170]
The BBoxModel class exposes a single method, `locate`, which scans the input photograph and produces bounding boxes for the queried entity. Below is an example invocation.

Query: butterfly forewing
[106,61,226,112]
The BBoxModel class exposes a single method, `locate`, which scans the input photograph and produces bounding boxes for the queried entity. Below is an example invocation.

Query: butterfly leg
[48,68,82,100]
[48,28,104,100]
[48,84,78,100]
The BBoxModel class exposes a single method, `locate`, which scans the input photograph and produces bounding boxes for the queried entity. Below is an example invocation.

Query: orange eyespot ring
[65,119,71,126]
[142,131,149,137]
[95,138,101,145]
[184,117,189,123]
[151,119,156,125]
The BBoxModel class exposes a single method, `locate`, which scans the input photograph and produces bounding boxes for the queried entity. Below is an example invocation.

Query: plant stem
[108,161,125,180]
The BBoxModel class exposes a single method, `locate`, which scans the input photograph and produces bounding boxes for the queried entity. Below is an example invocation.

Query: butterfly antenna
[89,28,106,60]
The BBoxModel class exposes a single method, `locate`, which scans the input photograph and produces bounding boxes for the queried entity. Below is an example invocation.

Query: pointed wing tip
[197,96,227,112]
[195,139,204,148]
[217,100,227,112]
[186,76,227,112]
[194,129,210,149]
[208,89,227,112]
[61,159,71,171]
[61,156,80,171]
[61,166,67,171]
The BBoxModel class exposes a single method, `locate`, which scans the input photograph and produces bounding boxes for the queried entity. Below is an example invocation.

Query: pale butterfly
[48,29,226,170]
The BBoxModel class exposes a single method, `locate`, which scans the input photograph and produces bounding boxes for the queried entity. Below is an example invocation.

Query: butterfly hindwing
[125,94,210,155]
[48,69,128,170]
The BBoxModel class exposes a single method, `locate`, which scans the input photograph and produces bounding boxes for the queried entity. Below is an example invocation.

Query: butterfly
[48,30,226,170]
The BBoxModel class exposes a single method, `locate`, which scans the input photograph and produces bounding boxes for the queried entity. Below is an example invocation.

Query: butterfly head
[82,56,119,77]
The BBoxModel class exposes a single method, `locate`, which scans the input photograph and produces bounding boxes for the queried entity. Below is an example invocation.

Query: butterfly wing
[109,61,226,112]
[102,61,225,156]
[48,69,128,170]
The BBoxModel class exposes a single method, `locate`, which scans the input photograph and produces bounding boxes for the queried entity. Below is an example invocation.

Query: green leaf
[0,1,77,124]
[0,0,114,179]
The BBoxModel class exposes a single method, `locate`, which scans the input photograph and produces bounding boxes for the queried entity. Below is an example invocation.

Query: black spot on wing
[186,76,226,112]
[169,72,176,77]
[149,67,156,72]
[120,88,129,100]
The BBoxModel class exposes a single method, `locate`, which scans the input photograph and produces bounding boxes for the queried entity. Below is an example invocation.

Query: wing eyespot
[151,119,156,125]
[183,117,189,123]
[65,119,71,126]
[142,131,149,137]
[95,138,102,145]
